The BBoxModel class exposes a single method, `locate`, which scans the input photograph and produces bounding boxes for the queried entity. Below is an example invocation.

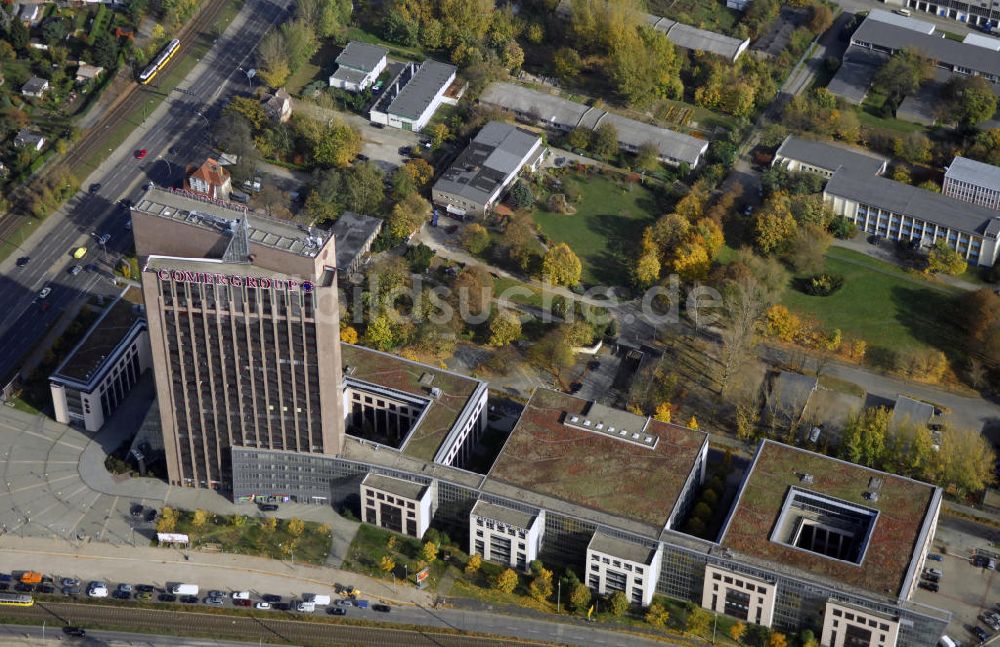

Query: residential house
[329,41,388,92]
[262,88,292,123]
[14,129,46,151]
[21,76,49,98]
[186,158,232,200]
[75,62,104,85]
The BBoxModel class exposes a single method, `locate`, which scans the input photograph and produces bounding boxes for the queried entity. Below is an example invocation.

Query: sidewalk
[0,535,430,607]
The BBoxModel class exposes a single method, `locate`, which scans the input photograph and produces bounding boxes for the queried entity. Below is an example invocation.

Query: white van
[87,583,108,598]
[296,601,316,613]
[893,8,912,16]
[171,583,199,596]
[232,591,251,600]
[303,594,331,605]
[939,635,957,647]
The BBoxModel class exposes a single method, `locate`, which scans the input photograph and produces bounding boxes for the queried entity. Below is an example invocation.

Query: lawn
[531,172,662,286]
[782,247,960,356]
[646,0,739,35]
[341,524,449,589]
[165,509,332,564]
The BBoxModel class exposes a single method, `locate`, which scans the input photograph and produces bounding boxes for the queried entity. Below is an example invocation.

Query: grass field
[647,0,739,34]
[167,509,332,564]
[782,247,960,355]
[532,173,661,286]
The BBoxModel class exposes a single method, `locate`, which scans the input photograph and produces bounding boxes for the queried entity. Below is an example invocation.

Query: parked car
[973,627,990,643]
[62,627,86,637]
[15,257,29,267]
[88,183,101,194]
[158,594,177,602]
[234,598,252,607]
[69,265,83,276]
[61,578,80,588]
[355,599,370,609]
[204,596,224,606]
[923,573,940,583]
[927,554,944,561]
[180,595,199,604]
[135,584,155,593]
[37,286,51,299]
[38,584,54,594]
[262,594,282,603]
[925,568,943,577]
[373,604,391,613]
[62,586,81,596]
[258,503,279,512]
[255,601,272,610]
[232,591,251,600]
[117,583,134,594]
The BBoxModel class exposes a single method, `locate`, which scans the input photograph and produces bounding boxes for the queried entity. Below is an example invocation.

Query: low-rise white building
[943,156,1000,211]
[361,473,436,538]
[329,41,388,92]
[772,135,887,178]
[586,531,663,607]
[702,564,778,627]
[822,600,901,647]
[369,60,456,132]
[469,500,544,571]
[50,293,151,432]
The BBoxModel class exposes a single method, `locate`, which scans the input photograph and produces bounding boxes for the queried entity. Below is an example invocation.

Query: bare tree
[719,273,768,397]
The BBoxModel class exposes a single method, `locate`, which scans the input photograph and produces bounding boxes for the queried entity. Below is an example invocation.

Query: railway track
[0,601,552,647]
[0,0,233,244]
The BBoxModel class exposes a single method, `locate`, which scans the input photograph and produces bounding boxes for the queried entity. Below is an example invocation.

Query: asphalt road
[0,0,293,381]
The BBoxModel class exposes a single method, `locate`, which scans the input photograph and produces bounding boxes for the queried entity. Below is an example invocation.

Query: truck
[170,584,199,596]
[295,601,316,613]
[303,594,331,606]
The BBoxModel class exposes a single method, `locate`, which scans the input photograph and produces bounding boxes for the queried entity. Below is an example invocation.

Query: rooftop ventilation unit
[863,491,880,502]
[430,387,442,399]
[419,372,435,387]
[562,411,657,449]
[800,473,815,484]
[344,365,356,375]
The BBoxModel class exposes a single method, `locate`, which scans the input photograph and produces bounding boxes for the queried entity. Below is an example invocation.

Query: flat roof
[362,473,428,500]
[852,17,1000,79]
[329,211,382,271]
[487,388,708,529]
[330,67,369,86]
[134,187,329,258]
[775,135,887,176]
[479,82,707,166]
[866,8,937,34]
[387,60,456,120]
[336,41,387,73]
[891,395,934,429]
[341,344,486,463]
[825,168,1000,236]
[963,32,1000,51]
[588,531,658,565]
[945,155,1000,189]
[50,291,144,386]
[720,440,939,598]
[471,500,538,530]
[433,121,541,206]
[650,16,749,61]
[827,47,885,104]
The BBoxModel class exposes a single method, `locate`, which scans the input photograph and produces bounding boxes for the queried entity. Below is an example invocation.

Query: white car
[254,601,271,610]
[37,287,51,299]
[87,584,108,598]
[232,591,250,600]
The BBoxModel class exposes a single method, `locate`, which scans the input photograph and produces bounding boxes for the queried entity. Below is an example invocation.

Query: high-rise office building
[131,188,343,489]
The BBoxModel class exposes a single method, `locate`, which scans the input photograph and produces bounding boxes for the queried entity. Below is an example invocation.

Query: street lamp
[238,66,256,89]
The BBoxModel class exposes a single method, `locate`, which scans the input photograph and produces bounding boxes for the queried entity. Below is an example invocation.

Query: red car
[234,599,251,607]
[135,149,148,159]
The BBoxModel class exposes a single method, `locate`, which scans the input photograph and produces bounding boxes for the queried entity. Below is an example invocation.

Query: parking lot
[913,516,1000,643]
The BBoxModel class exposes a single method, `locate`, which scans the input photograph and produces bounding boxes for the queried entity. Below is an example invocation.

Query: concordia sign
[154,269,314,292]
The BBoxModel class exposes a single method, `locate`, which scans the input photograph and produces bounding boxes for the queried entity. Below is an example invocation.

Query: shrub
[492,568,519,593]
[609,590,629,616]
[801,273,844,296]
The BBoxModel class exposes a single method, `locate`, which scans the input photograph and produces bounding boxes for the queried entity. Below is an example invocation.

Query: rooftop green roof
[341,344,485,462]
[720,440,938,598]
[488,389,708,529]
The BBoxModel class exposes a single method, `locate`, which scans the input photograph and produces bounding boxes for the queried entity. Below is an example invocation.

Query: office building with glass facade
[362,473,435,538]
[469,500,544,571]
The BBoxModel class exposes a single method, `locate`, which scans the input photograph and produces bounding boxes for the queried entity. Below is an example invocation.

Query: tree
[685,606,712,636]
[465,553,482,574]
[364,315,397,351]
[687,416,698,430]
[379,554,396,573]
[893,132,931,165]
[633,249,661,289]
[343,161,385,214]
[258,185,292,220]
[508,181,534,209]
[191,509,209,529]
[608,25,682,106]
[306,168,343,223]
[501,41,525,72]
[840,406,891,467]
[340,326,358,344]
[528,326,577,378]
[609,590,629,616]
[768,633,788,647]
[542,243,582,286]
[755,193,798,255]
[427,123,450,148]
[488,309,522,346]
[553,47,582,82]
[422,541,438,562]
[730,622,747,643]
[942,75,997,127]
[281,19,318,72]
[90,30,120,69]
[808,4,834,33]
[402,158,435,188]
[529,564,554,601]
[566,127,592,151]
[492,568,519,593]
[764,304,801,343]
[8,19,29,52]
[940,427,996,495]
[461,223,491,255]
[671,242,711,281]
[787,223,832,274]
[261,516,278,533]
[388,192,431,241]
[654,402,672,423]
[591,123,619,159]
[156,507,177,533]
[570,581,591,610]
[224,96,269,132]
[315,119,362,168]
[287,517,305,537]
[645,602,670,627]
[258,29,290,87]
[873,47,932,103]
[42,19,67,47]
[927,241,967,276]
